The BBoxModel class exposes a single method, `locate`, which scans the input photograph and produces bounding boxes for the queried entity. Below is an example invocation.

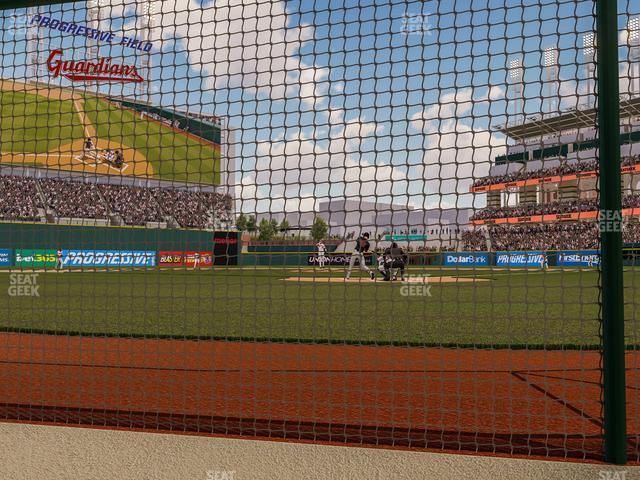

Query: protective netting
[0,0,638,463]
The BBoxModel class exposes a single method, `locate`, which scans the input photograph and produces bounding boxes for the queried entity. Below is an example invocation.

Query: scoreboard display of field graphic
[0,80,222,185]
[0,7,224,185]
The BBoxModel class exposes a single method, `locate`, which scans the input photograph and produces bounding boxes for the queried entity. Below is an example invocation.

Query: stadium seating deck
[472,155,640,189]
[0,174,232,229]
[463,222,640,251]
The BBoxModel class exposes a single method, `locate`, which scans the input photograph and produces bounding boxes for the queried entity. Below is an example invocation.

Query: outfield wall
[239,249,640,267]
[1,223,638,268]
[241,252,373,267]
[0,223,240,267]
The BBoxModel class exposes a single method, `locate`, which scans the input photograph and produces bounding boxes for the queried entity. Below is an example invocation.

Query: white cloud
[248,113,405,212]
[409,87,506,204]
[141,0,314,100]
[103,1,501,215]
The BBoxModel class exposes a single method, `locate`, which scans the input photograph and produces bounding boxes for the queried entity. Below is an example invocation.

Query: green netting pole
[596,0,627,465]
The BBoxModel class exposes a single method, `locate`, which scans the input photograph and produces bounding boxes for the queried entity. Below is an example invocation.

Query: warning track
[0,332,638,461]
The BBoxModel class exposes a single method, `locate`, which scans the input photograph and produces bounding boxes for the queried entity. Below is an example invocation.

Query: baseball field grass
[82,96,221,184]
[0,91,85,153]
[1,267,638,347]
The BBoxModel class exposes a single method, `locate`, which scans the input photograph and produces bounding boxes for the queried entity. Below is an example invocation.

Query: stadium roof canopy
[498,96,640,141]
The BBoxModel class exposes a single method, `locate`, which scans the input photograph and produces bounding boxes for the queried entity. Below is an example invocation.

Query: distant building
[252,199,472,249]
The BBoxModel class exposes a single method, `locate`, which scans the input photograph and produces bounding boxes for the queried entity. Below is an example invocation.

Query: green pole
[596,0,627,465]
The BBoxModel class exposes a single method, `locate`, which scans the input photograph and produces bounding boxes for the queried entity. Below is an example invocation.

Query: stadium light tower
[543,47,559,114]
[508,57,524,125]
[137,0,157,103]
[87,0,105,60]
[629,17,640,96]
[87,0,106,93]
[583,33,596,105]
[27,6,44,83]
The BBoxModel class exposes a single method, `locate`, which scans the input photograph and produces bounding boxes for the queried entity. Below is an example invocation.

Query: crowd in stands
[100,184,163,226]
[462,221,640,251]
[0,174,233,229]
[463,223,599,251]
[0,176,40,221]
[625,222,640,245]
[153,189,233,229]
[39,178,108,220]
[459,230,486,250]
[471,198,599,221]
[472,194,640,221]
[472,155,640,188]
[372,245,455,255]
[624,194,640,209]
[414,245,456,252]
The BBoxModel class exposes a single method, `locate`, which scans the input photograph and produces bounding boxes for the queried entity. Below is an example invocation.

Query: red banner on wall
[158,251,213,267]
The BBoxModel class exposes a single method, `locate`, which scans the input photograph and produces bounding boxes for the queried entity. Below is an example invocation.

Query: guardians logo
[47,49,144,84]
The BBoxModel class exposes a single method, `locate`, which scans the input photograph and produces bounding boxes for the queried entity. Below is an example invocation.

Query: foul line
[511,371,603,428]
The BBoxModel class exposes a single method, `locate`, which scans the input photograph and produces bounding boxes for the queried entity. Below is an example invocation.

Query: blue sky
[1,0,639,215]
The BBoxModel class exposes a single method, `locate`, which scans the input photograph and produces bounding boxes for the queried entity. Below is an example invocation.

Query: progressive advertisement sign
[443,252,490,267]
[158,251,213,267]
[496,251,547,267]
[556,250,600,267]
[0,249,12,266]
[15,249,57,268]
[61,250,156,268]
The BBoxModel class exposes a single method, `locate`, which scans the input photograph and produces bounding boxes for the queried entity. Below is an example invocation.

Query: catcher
[377,242,408,281]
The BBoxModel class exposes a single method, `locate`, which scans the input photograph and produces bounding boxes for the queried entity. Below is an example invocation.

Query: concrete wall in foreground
[0,423,637,480]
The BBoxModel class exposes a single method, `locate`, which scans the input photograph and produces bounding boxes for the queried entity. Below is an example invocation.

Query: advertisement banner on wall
[61,250,156,268]
[384,234,428,241]
[15,249,57,268]
[308,254,373,266]
[556,250,600,267]
[0,249,12,267]
[158,251,213,267]
[496,251,547,267]
[443,252,490,267]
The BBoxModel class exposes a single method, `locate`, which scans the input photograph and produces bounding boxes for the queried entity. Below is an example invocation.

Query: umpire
[381,242,407,281]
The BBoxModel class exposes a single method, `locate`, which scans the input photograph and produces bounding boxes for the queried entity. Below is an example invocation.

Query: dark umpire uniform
[379,242,407,281]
